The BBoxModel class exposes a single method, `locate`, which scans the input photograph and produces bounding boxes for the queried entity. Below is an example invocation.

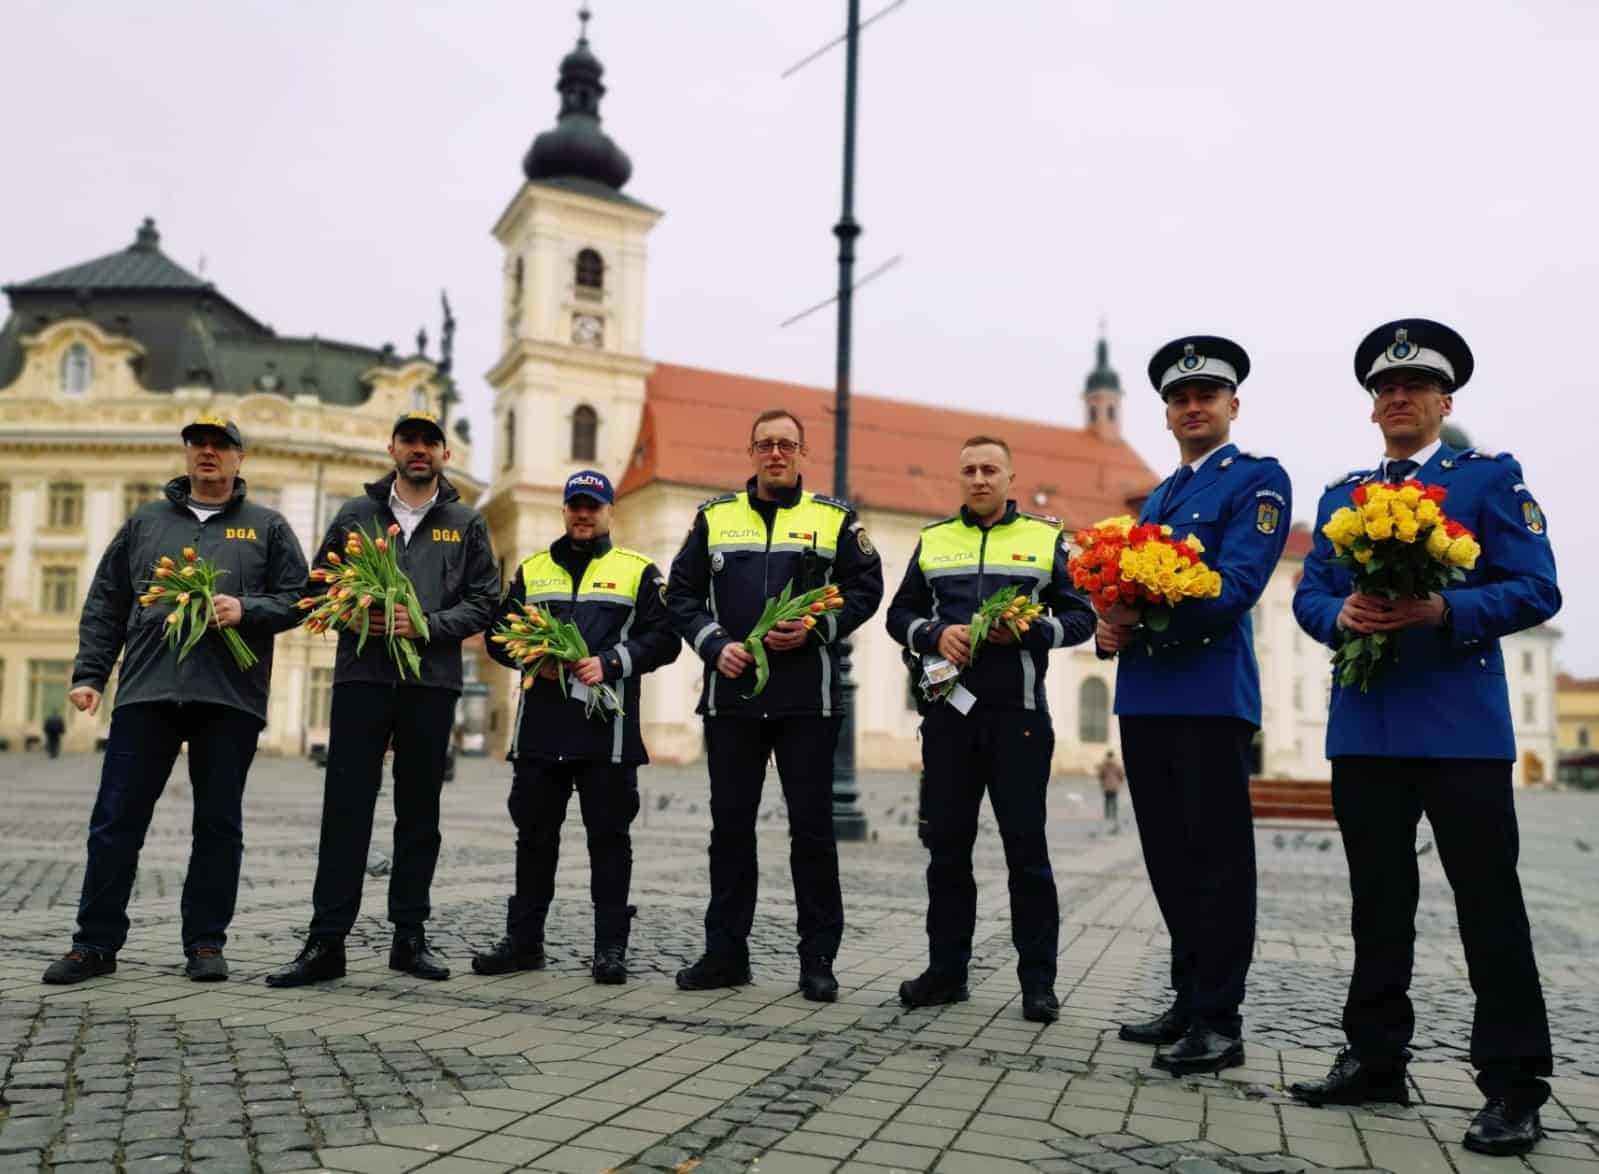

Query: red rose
[1352,486,1369,506]
[1423,485,1448,504]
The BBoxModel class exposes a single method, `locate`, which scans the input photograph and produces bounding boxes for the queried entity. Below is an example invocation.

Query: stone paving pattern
[1,751,1597,1173]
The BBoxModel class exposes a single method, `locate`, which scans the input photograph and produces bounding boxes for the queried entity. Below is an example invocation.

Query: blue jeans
[74,701,263,954]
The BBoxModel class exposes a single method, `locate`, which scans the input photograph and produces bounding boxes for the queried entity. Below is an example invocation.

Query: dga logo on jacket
[1523,501,1546,534]
[224,527,258,540]
[1256,502,1280,535]
[432,528,462,543]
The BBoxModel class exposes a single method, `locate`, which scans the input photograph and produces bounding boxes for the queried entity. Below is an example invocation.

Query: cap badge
[404,411,440,423]
[1179,343,1203,372]
[1389,327,1413,360]
[192,413,228,428]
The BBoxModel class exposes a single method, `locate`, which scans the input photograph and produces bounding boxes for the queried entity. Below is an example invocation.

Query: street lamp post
[830,0,868,842]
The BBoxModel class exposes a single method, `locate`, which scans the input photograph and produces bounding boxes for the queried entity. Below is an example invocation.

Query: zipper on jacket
[975,524,991,600]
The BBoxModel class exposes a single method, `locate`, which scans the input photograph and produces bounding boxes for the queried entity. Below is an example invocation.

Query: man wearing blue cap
[1097,336,1291,1074]
[472,471,679,983]
[1292,319,1561,1156]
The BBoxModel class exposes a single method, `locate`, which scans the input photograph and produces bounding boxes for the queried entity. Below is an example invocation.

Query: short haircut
[751,408,805,445]
[960,434,1012,460]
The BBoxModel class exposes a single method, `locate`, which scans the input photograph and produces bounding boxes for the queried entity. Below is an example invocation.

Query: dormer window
[60,344,92,395]
[575,248,604,301]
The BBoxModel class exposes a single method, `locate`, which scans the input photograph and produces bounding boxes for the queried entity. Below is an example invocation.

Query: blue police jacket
[1112,444,1292,725]
[886,501,1096,712]
[1294,444,1560,761]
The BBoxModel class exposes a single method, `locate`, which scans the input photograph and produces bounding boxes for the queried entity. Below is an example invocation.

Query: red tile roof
[619,362,1159,527]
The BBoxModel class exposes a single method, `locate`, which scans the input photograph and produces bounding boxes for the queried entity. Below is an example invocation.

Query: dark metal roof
[529,176,659,213]
[7,218,212,294]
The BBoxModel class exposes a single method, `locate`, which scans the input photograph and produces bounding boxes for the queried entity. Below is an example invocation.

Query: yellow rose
[1397,484,1423,507]
[1354,547,1375,564]
[1415,499,1440,525]
[1183,534,1206,554]
[1395,519,1420,544]
[1447,536,1481,569]
[1425,526,1451,559]
[1366,514,1394,541]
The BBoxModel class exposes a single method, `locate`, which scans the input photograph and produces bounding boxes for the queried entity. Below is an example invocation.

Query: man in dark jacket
[43,414,308,985]
[472,471,679,983]
[267,411,499,987]
[666,408,884,1001]
[886,435,1096,1023]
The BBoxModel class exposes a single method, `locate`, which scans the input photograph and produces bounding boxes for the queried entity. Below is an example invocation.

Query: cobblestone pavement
[1,750,1597,1173]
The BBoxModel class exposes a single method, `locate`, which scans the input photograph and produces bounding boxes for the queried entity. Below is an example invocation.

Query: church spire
[523,5,634,192]
[1083,327,1124,441]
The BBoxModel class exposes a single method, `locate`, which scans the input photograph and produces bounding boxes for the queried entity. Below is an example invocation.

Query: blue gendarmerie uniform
[1294,446,1560,759]
[1293,441,1561,1093]
[886,500,1095,993]
[1108,441,1291,1041]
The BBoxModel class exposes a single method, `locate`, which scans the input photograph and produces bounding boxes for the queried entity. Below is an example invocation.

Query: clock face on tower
[571,314,604,348]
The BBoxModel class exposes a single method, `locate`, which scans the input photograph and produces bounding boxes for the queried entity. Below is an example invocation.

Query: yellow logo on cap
[403,411,439,423]
[192,413,228,428]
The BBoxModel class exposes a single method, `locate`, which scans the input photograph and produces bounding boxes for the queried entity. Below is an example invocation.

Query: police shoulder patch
[809,492,852,512]
[854,525,876,556]
[697,492,738,512]
[1019,510,1063,529]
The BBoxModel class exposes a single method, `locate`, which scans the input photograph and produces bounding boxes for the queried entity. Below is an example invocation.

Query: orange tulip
[375,538,388,553]
[802,615,817,629]
[166,611,182,626]
[148,585,166,595]
[358,594,373,609]
[387,523,401,537]
[326,552,342,566]
[182,547,196,562]
[176,592,191,604]
[295,598,316,610]
[155,566,173,579]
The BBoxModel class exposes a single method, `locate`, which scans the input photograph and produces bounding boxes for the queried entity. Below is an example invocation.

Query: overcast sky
[4,0,1595,672]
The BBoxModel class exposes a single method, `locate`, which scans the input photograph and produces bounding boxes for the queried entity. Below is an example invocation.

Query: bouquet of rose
[139,548,258,670]
[1068,515,1222,631]
[1321,478,1480,690]
[296,520,430,679]
[922,585,1045,703]
[489,603,623,719]
[741,581,845,698]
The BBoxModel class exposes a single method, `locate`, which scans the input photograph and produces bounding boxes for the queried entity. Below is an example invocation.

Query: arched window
[502,409,516,472]
[410,386,428,413]
[1078,678,1109,743]
[60,344,93,395]
[571,404,597,462]
[575,248,603,299]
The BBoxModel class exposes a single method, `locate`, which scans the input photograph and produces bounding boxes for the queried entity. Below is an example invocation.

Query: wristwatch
[1439,598,1453,629]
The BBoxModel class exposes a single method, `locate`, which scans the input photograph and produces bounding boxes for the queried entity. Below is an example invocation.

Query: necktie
[1385,458,1419,483]
[1169,465,1194,500]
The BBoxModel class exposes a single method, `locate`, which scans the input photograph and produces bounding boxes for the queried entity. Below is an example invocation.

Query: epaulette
[696,492,738,512]
[1325,470,1368,491]
[611,546,652,565]
[1465,448,1514,462]
[921,514,960,531]
[1019,510,1063,528]
[809,491,852,512]
[1218,451,1276,468]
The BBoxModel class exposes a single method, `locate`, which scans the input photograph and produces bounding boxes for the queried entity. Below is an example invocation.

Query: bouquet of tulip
[296,520,430,679]
[741,581,845,698]
[489,603,623,719]
[922,585,1045,703]
[139,548,258,670]
[1321,478,1480,690]
[1068,515,1222,631]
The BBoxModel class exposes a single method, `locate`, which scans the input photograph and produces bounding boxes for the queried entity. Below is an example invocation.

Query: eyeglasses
[752,439,801,455]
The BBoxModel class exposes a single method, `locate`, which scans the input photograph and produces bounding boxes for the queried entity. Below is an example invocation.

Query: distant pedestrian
[43,712,66,759]
[1097,751,1124,825]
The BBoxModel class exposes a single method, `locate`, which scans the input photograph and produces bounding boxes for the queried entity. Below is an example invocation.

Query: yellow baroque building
[0,218,480,754]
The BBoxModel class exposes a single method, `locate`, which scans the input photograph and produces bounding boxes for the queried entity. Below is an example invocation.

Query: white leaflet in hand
[948,683,977,715]
[569,680,593,703]
[921,654,960,687]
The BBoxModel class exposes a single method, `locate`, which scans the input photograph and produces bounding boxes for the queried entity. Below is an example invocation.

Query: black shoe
[675,953,752,991]
[1464,1096,1543,1156]
[41,948,116,986]
[265,938,346,988]
[390,932,450,980]
[1022,989,1060,1024]
[1290,1048,1410,1107]
[1154,1026,1245,1075]
[898,967,969,1008]
[185,947,229,982]
[1119,1004,1189,1045]
[472,937,546,976]
[799,955,839,1003]
[593,945,628,985]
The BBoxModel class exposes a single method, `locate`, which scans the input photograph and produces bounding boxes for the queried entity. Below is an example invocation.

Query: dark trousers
[310,683,456,939]
[703,714,844,960]
[1103,791,1119,821]
[1331,756,1552,1094]
[1120,714,1257,1036]
[74,701,262,954]
[506,758,640,948]
[921,706,1059,990]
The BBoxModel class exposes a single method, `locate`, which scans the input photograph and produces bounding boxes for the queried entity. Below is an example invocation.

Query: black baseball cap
[181,413,244,448]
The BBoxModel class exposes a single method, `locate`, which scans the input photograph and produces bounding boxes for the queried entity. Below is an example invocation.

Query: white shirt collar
[1185,442,1229,474]
[1377,438,1443,478]
[389,482,438,515]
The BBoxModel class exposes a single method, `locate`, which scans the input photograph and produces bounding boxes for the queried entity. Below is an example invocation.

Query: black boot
[389,931,450,980]
[1154,1026,1244,1075]
[799,955,839,1003]
[472,937,546,976]
[1022,988,1060,1024]
[1464,1096,1543,1156]
[1119,1002,1189,1045]
[676,953,752,991]
[1290,1048,1410,1106]
[593,944,628,985]
[41,948,117,986]
[898,967,969,1008]
[265,938,346,988]
[184,947,229,982]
